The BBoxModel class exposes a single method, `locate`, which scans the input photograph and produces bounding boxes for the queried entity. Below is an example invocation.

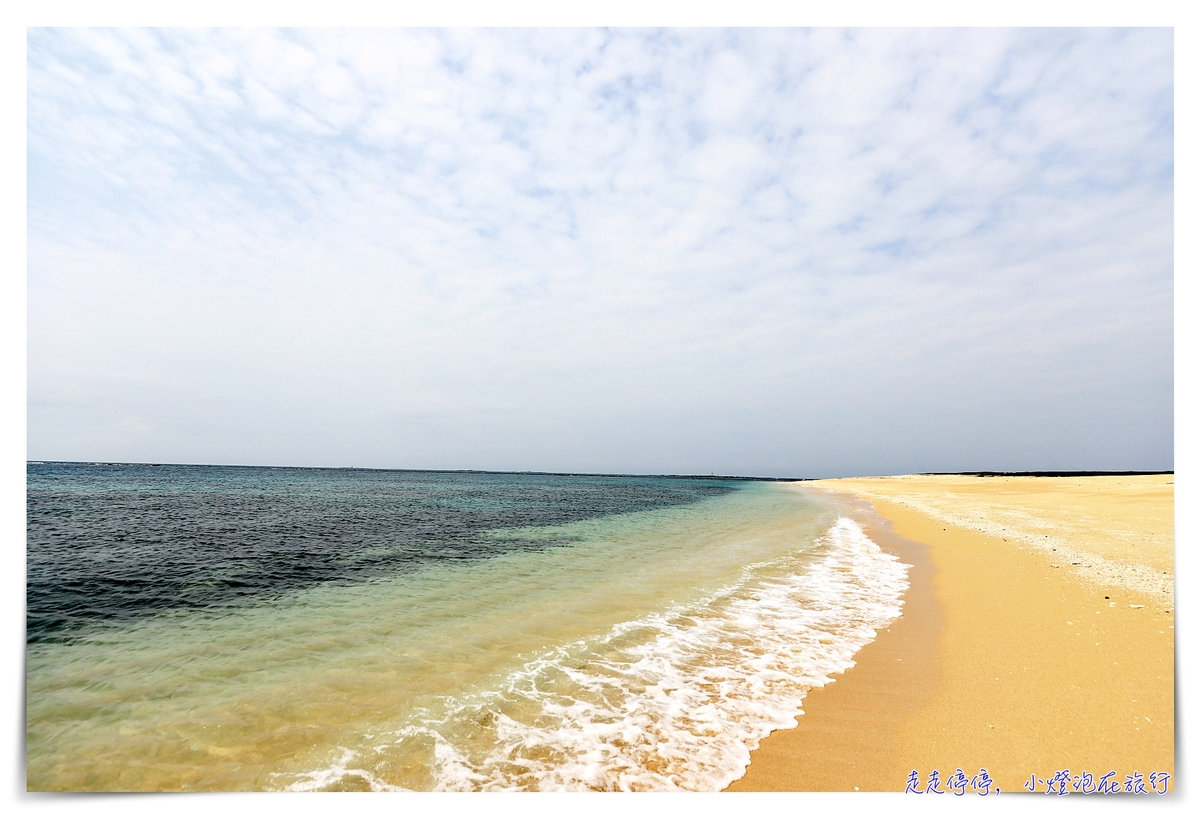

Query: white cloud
[27,27,1173,475]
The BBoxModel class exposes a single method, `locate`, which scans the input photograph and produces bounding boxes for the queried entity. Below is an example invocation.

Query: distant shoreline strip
[24,461,1174,481]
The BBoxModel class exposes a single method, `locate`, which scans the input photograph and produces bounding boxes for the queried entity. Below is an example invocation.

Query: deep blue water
[26,462,738,644]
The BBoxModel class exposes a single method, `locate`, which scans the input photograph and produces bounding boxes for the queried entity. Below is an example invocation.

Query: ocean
[26,463,908,791]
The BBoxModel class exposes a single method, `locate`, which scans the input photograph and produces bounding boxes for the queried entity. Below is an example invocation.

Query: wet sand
[727,474,1174,793]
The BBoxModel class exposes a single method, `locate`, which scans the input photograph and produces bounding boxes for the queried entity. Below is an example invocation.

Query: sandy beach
[727,474,1174,793]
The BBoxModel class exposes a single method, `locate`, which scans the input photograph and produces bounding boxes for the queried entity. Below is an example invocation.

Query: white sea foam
[282,517,910,792]
[281,748,408,792]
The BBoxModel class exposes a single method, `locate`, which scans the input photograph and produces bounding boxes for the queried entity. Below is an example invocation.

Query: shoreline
[727,474,1175,793]
[726,487,941,791]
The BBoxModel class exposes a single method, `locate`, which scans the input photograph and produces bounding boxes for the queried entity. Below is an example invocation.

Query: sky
[25,27,1174,478]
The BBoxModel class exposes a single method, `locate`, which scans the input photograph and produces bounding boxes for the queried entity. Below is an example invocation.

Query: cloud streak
[27,28,1173,476]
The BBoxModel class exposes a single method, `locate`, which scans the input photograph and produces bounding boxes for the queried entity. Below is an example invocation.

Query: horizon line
[25,460,1175,482]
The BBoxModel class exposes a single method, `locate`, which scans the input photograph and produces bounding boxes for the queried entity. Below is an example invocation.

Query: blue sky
[25,27,1173,477]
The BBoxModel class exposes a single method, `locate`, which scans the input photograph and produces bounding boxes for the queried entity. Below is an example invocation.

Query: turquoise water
[27,468,908,791]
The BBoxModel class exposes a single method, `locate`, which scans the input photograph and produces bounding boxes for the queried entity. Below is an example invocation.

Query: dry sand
[727,474,1174,793]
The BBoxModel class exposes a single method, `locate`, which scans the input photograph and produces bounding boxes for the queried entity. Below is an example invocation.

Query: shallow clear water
[26,464,907,791]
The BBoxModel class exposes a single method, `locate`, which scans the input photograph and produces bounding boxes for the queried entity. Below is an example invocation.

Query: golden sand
[727,474,1174,793]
